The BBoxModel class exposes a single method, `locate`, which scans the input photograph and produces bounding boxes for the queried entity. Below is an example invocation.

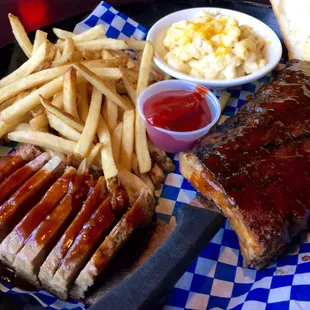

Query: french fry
[131,153,139,175]
[97,116,118,179]
[52,38,74,67]
[135,41,154,174]
[0,120,20,138]
[1,76,63,123]
[85,56,128,68]
[102,80,118,132]
[37,40,56,71]
[8,130,77,154]
[120,67,137,104]
[87,142,103,166]
[96,34,107,39]
[82,50,101,60]
[33,30,47,54]
[89,67,122,80]
[132,153,155,192]
[126,37,146,50]
[55,25,106,45]
[0,97,16,112]
[0,42,47,88]
[51,91,64,109]
[109,50,134,68]
[111,122,122,166]
[77,158,88,175]
[0,66,69,104]
[14,123,33,131]
[73,63,133,110]
[148,163,165,186]
[136,41,154,97]
[112,51,136,69]
[8,13,33,58]
[30,105,44,117]
[47,112,81,142]
[139,173,155,193]
[101,49,113,59]
[116,81,127,94]
[219,91,231,112]
[63,67,79,118]
[147,139,175,173]
[72,25,106,43]
[13,89,32,103]
[53,28,76,39]
[51,58,70,68]
[125,69,139,84]
[121,95,134,109]
[62,38,75,62]
[29,113,48,131]
[75,87,102,157]
[69,39,129,51]
[77,81,89,123]
[118,169,152,195]
[40,59,122,79]
[72,51,83,63]
[127,57,136,69]
[63,38,74,55]
[40,96,84,132]
[120,110,135,171]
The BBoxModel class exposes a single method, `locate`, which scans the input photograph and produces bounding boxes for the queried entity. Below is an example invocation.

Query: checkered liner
[0,2,309,309]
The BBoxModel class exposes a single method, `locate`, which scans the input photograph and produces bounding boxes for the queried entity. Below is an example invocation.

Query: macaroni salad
[163,12,268,79]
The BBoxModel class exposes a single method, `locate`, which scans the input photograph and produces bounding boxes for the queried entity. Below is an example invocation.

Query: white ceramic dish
[147,7,282,89]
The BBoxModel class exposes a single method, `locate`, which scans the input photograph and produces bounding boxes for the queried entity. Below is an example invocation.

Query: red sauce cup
[137,80,221,153]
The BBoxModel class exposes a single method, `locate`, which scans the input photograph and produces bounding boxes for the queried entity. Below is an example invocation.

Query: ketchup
[143,89,211,132]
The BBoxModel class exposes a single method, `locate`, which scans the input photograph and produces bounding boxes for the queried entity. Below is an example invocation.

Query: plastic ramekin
[137,80,221,153]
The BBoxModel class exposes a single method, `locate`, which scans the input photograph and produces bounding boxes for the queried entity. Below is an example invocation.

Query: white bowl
[147,7,282,89]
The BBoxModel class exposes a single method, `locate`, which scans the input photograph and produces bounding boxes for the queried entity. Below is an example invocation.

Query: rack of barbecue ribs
[180,60,310,269]
[0,145,155,300]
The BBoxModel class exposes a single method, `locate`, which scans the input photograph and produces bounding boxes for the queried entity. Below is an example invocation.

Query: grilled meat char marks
[181,60,310,269]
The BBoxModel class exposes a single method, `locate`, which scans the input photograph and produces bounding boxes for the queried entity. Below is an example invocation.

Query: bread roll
[271,0,310,60]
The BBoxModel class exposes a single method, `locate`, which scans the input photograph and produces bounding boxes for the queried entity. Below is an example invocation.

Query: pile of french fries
[0,14,175,192]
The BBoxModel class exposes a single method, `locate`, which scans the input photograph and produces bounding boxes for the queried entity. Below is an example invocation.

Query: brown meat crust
[180,60,310,269]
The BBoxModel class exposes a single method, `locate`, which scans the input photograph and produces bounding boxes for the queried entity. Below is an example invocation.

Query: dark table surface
[0,0,271,47]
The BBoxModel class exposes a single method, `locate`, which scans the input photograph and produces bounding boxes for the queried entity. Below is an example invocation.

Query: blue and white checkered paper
[1,2,309,309]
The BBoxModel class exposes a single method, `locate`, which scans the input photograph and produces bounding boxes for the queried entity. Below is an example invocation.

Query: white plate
[147,7,282,88]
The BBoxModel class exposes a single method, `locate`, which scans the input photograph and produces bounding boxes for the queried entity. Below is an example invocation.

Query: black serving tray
[0,1,282,309]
